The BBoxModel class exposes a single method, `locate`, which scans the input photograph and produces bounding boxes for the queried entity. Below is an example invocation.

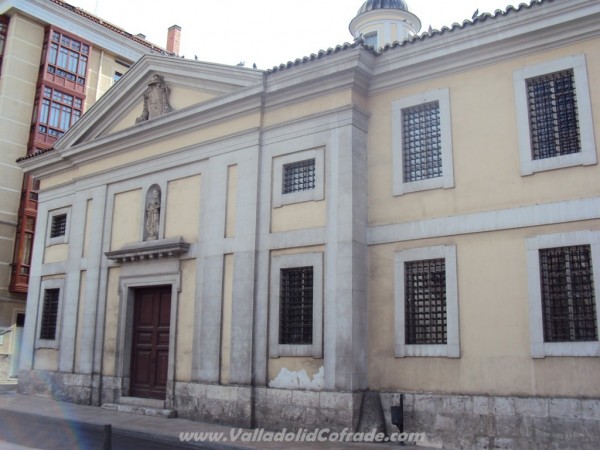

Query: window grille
[40,289,59,340]
[50,214,67,238]
[364,32,378,47]
[279,267,313,345]
[527,69,580,160]
[282,159,316,194]
[539,245,598,342]
[402,101,442,182]
[405,258,447,344]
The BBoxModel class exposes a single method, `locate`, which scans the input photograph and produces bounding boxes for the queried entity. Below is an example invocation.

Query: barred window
[40,289,59,340]
[402,101,442,182]
[279,266,313,345]
[405,258,447,345]
[527,69,580,160]
[539,245,598,343]
[50,214,67,238]
[364,32,378,47]
[282,159,316,194]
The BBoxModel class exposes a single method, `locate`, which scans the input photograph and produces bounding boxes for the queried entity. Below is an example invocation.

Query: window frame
[269,252,323,358]
[392,88,454,195]
[35,278,65,349]
[46,28,90,86]
[36,85,83,139]
[526,231,600,358]
[47,207,70,246]
[514,54,596,175]
[394,245,460,358]
[272,148,325,208]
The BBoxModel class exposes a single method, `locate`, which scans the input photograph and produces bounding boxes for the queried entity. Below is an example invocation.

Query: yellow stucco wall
[165,175,201,242]
[368,41,600,227]
[175,259,196,382]
[33,349,58,372]
[263,91,352,128]
[271,200,327,233]
[86,49,131,107]
[110,189,142,250]
[368,221,600,397]
[44,244,68,264]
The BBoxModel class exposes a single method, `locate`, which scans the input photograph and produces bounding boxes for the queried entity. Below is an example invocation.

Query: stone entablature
[104,237,190,263]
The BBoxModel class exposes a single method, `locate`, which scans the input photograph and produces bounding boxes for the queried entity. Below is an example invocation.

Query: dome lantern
[349,0,421,48]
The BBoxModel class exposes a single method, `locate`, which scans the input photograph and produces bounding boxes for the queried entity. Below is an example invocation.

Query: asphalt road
[0,410,204,450]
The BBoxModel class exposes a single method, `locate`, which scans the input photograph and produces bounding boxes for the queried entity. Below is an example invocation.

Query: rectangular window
[402,101,442,183]
[539,245,597,343]
[527,231,600,358]
[45,28,90,85]
[282,158,316,194]
[395,245,459,357]
[36,86,83,138]
[40,289,59,340]
[279,267,313,345]
[364,32,378,47]
[392,89,454,195]
[50,214,67,238]
[269,252,323,358]
[527,69,580,160]
[405,258,447,345]
[514,54,596,175]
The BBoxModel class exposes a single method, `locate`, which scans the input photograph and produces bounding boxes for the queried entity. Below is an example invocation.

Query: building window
[279,267,313,345]
[527,232,600,358]
[36,279,64,348]
[0,16,9,74]
[527,69,580,161]
[514,54,596,175]
[392,88,454,195]
[47,208,70,245]
[50,214,67,238]
[39,289,59,340]
[282,159,316,194]
[364,32,378,47]
[402,101,442,183]
[405,258,447,345]
[269,252,323,358]
[539,245,597,343]
[46,29,89,85]
[36,86,83,138]
[272,148,325,207]
[395,245,459,357]
[113,71,123,84]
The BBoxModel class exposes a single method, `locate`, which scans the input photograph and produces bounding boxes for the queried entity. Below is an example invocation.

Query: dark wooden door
[130,287,171,399]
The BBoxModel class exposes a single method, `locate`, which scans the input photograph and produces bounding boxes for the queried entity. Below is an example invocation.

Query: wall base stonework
[0,355,9,382]
[17,370,92,405]
[380,392,600,450]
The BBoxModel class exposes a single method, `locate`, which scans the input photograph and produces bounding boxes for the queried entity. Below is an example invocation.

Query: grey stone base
[0,355,9,382]
[18,370,92,405]
[101,402,176,418]
[380,392,600,450]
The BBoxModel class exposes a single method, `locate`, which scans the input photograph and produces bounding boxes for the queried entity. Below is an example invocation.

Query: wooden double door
[130,287,171,400]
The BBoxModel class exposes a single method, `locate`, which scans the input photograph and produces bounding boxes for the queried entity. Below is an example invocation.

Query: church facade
[17,1,600,448]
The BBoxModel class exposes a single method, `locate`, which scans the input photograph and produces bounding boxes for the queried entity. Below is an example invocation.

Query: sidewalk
[0,390,432,449]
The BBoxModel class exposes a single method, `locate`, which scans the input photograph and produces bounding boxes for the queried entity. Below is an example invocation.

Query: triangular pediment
[56,55,263,149]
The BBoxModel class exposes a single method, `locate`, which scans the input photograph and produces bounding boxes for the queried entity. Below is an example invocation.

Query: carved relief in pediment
[136,74,174,124]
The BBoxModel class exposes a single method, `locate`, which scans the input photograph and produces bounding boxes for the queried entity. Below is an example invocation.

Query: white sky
[68,0,516,69]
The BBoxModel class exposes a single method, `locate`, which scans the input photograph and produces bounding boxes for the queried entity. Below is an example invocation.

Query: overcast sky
[68,0,516,69]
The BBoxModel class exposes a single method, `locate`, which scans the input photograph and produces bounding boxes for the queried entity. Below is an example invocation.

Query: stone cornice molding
[0,0,161,61]
[371,0,600,92]
[105,237,190,264]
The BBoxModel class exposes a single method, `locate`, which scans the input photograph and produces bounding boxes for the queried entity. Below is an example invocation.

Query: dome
[356,0,410,16]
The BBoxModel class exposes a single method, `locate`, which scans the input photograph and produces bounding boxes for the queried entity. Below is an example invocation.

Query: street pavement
[0,385,433,450]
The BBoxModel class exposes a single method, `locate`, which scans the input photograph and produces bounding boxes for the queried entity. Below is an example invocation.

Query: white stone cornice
[0,0,161,61]
[370,0,600,92]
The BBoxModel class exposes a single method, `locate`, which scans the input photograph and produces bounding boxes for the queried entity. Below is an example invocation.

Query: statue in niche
[136,74,173,124]
[145,186,161,241]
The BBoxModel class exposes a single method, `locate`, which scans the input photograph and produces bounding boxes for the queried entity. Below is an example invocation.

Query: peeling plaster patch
[269,366,324,390]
